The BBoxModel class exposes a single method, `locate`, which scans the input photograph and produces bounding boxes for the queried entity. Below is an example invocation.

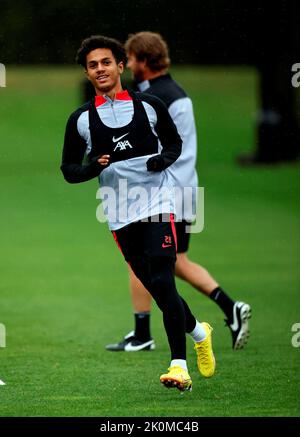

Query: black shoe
[105,331,155,352]
[225,301,251,350]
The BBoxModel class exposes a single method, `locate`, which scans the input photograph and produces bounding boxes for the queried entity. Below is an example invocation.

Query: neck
[96,82,123,100]
[142,69,167,81]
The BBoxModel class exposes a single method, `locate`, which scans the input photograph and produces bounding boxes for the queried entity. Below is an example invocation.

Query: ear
[84,69,91,81]
[136,58,147,71]
[118,62,124,74]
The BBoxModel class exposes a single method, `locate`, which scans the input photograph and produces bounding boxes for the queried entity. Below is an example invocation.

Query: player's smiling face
[85,48,124,95]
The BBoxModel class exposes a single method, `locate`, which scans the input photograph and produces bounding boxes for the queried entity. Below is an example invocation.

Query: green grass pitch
[0,66,299,416]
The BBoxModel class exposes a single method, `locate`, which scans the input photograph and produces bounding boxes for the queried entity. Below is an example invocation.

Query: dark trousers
[113,219,197,360]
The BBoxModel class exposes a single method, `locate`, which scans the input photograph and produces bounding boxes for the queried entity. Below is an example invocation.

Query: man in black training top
[60,35,216,392]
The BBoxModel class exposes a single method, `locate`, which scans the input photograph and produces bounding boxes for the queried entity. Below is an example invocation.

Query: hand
[98,155,110,166]
[146,155,164,171]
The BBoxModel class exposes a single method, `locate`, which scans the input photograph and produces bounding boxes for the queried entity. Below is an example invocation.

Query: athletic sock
[210,286,235,321]
[134,312,151,341]
[189,320,207,343]
[170,359,188,371]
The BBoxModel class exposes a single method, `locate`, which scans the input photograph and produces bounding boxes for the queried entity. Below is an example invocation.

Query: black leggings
[130,255,196,360]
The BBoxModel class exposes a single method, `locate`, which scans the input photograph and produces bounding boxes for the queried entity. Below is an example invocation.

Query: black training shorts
[112,214,177,262]
[175,220,191,253]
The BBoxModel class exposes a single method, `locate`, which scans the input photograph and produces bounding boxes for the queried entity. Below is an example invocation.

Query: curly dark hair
[76,35,126,68]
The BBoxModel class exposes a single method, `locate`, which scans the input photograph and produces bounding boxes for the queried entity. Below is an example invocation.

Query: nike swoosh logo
[162,243,172,248]
[230,303,240,331]
[124,340,154,351]
[112,133,129,143]
[124,331,135,341]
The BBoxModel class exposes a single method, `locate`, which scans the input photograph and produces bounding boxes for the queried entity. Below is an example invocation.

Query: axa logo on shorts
[112,132,133,151]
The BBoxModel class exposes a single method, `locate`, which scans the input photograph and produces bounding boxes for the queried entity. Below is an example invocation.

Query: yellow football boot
[194,322,216,378]
[160,365,192,392]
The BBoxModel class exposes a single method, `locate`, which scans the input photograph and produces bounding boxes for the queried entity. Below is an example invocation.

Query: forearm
[60,157,102,184]
[147,141,182,172]
[160,140,182,168]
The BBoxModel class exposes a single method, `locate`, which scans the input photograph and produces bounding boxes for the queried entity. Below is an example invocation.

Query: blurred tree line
[0,0,298,66]
[0,0,299,163]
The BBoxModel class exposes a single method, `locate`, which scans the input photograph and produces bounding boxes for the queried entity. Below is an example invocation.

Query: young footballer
[60,35,216,391]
